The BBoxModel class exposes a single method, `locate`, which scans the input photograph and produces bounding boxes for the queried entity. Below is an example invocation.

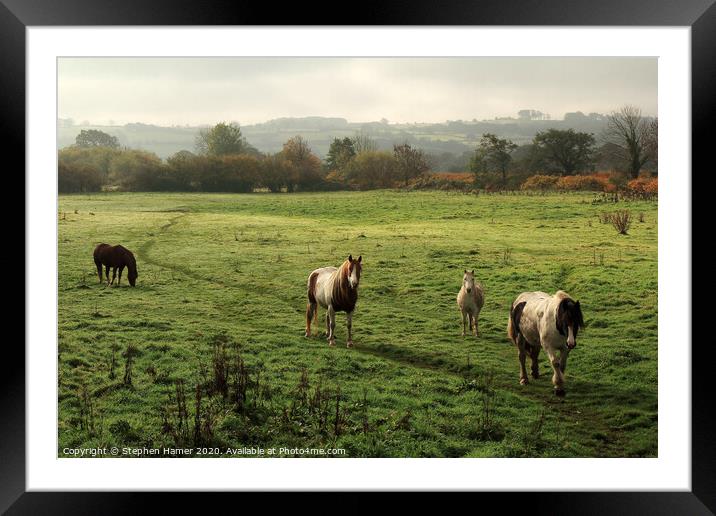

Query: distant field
[58,190,658,457]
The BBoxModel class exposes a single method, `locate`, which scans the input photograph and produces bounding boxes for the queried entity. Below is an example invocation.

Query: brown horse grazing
[93,243,138,287]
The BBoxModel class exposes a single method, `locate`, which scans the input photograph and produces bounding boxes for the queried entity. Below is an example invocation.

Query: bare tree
[602,106,654,178]
[353,131,378,154]
[644,118,658,174]
[393,143,430,186]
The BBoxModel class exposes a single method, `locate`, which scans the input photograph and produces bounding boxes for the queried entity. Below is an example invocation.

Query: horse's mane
[114,245,136,263]
[330,259,358,312]
[555,292,584,335]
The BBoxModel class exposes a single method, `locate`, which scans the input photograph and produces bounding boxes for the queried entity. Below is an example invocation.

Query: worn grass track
[58,190,658,457]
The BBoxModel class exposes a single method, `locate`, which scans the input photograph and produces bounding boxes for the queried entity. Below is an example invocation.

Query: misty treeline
[468,106,658,189]
[58,106,656,193]
[58,123,429,193]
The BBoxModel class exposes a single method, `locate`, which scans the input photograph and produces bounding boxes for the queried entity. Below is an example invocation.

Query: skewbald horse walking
[507,290,584,396]
[93,243,138,287]
[305,255,362,348]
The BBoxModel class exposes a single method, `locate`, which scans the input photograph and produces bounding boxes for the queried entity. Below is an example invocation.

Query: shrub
[521,173,614,192]
[626,177,658,199]
[556,175,609,191]
[344,151,399,189]
[407,173,472,192]
[521,175,559,191]
[611,209,632,235]
[58,162,103,193]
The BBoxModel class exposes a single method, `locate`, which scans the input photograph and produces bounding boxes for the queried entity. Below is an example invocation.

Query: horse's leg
[560,349,568,374]
[530,344,540,379]
[545,346,565,396]
[305,302,316,338]
[95,260,103,283]
[517,336,529,385]
[471,312,478,337]
[118,266,124,286]
[105,265,111,285]
[346,311,353,348]
[110,267,117,286]
[327,306,336,347]
[461,310,467,337]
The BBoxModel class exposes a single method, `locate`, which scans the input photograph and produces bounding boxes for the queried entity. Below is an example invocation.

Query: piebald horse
[93,243,138,287]
[305,255,362,348]
[507,290,584,396]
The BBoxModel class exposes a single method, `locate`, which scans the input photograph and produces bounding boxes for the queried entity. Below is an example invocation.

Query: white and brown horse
[507,290,584,396]
[457,270,484,337]
[305,255,362,348]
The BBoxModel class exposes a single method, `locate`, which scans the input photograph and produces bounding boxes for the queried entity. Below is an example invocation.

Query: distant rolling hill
[57,115,611,160]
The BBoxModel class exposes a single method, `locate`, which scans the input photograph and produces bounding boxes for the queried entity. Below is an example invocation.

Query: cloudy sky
[58,57,657,126]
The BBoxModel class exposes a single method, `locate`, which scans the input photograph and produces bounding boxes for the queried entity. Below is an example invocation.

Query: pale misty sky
[58,57,657,126]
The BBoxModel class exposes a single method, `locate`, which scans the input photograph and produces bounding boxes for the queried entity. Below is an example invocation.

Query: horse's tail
[307,271,319,305]
[508,301,526,345]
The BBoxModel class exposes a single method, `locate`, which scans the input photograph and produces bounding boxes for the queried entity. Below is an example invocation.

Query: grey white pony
[507,290,584,396]
[457,269,484,337]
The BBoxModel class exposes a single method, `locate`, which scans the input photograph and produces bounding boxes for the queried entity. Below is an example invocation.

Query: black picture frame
[5,0,713,512]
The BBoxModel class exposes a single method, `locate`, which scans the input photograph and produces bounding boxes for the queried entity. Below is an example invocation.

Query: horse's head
[346,254,362,289]
[128,267,138,287]
[127,253,138,287]
[557,298,584,349]
[463,269,476,294]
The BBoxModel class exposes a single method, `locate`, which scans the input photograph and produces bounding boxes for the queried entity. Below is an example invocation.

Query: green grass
[58,190,657,458]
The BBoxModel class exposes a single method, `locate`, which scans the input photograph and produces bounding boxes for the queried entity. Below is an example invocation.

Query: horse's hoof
[532,372,540,379]
[328,340,336,347]
[346,341,354,348]
[520,378,529,385]
[555,388,566,397]
[304,332,310,338]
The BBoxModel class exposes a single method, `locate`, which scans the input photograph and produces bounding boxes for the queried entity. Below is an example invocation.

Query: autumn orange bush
[521,173,613,192]
[626,177,658,198]
[556,175,610,191]
[521,175,560,191]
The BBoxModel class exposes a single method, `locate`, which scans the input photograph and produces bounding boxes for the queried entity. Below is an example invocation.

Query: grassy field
[58,190,658,458]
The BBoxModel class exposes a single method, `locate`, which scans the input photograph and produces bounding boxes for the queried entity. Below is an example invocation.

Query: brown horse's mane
[330,259,359,313]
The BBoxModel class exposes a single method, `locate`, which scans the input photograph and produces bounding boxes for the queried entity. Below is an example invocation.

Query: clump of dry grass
[611,209,632,235]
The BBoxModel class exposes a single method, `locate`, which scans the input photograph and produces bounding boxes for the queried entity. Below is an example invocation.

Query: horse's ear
[464,269,467,273]
[358,255,362,263]
[348,254,353,262]
[471,270,475,274]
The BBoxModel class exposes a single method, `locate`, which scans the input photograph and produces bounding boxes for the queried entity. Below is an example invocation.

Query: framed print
[5,0,714,511]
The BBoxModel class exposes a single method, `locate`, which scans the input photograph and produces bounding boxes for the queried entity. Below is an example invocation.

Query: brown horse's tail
[508,301,526,345]
[307,272,318,305]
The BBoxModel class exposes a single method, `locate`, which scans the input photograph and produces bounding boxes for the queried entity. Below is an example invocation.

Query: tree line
[469,105,658,189]
[59,105,656,194]
[59,124,430,193]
